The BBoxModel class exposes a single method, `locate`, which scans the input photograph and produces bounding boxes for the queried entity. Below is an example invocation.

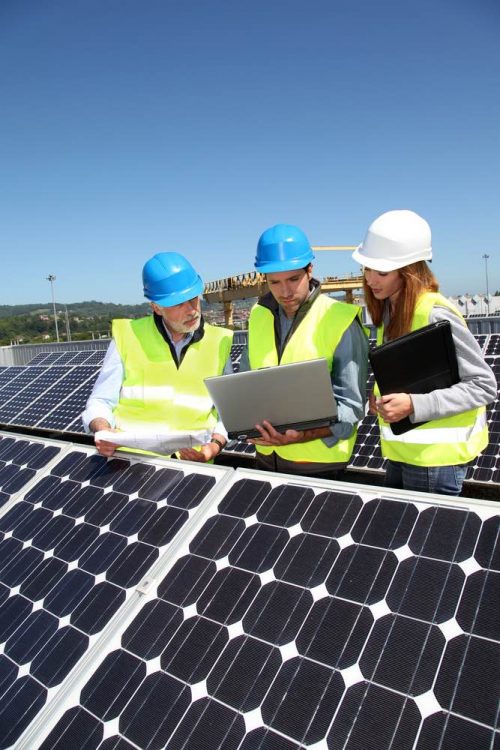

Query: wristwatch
[210,437,225,451]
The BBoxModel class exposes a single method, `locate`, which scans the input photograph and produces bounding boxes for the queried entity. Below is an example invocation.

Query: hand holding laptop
[248,420,305,446]
[204,358,338,440]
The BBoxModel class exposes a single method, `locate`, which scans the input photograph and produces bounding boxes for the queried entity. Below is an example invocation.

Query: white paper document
[95,429,210,455]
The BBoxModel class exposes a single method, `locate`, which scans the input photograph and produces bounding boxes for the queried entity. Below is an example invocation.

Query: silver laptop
[204,358,338,440]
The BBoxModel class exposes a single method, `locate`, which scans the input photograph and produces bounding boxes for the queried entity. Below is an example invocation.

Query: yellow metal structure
[204,270,363,327]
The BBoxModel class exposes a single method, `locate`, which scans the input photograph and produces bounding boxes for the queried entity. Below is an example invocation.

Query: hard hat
[142,252,204,307]
[352,210,432,272]
[255,224,315,273]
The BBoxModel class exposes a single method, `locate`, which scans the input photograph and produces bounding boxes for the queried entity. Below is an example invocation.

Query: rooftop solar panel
[26,353,53,366]
[0,367,25,390]
[36,372,101,432]
[49,352,82,366]
[34,353,69,366]
[0,437,231,749]
[81,350,107,366]
[0,432,63,511]
[12,366,100,429]
[0,367,72,424]
[474,334,488,353]
[64,351,97,366]
[0,367,48,407]
[18,468,498,750]
[230,343,245,373]
[485,334,500,357]
[64,416,86,434]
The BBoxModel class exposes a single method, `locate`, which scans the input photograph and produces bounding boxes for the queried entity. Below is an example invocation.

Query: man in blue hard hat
[82,252,233,461]
[240,223,368,479]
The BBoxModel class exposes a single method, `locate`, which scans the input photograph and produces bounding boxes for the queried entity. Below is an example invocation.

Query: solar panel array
[0,351,105,434]
[0,336,498,487]
[6,458,496,750]
[0,434,229,748]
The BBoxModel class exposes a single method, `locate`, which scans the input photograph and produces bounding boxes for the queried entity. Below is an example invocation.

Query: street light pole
[482,254,490,315]
[64,304,71,342]
[46,274,60,342]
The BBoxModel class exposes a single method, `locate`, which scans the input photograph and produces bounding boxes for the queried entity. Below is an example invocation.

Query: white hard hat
[352,210,432,272]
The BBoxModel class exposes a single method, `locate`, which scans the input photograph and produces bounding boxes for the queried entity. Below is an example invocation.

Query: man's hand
[178,434,226,463]
[375,393,414,423]
[249,421,305,447]
[89,417,119,457]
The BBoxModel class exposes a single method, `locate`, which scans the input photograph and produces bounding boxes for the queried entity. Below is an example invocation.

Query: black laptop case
[368,320,460,435]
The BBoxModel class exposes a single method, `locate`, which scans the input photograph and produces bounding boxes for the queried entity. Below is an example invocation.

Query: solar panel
[485,334,500,357]
[19,467,498,750]
[0,367,48,407]
[34,353,69,366]
[81,350,107,366]
[0,436,231,748]
[26,353,53,366]
[0,431,63,511]
[65,416,87,434]
[474,334,488,353]
[12,366,100,429]
[0,367,73,424]
[64,351,98,366]
[230,343,245,373]
[36,372,101,432]
[465,355,499,486]
[0,366,25,390]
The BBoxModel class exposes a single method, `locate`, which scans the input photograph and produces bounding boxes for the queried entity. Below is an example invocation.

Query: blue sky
[0,0,498,305]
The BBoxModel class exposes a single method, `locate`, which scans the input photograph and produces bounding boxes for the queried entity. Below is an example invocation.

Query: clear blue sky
[0,0,498,305]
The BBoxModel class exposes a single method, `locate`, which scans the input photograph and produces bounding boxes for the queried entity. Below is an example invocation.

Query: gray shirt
[380,303,497,423]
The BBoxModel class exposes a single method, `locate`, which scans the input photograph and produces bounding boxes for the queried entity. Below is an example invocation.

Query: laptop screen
[204,358,338,439]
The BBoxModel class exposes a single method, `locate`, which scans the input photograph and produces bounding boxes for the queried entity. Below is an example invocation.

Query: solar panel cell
[161,615,229,683]
[71,582,126,635]
[39,706,103,750]
[243,580,312,645]
[262,656,345,744]
[30,625,89,686]
[122,599,183,660]
[81,649,146,720]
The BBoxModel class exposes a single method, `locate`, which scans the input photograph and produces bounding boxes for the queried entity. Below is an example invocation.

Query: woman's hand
[375,393,414,423]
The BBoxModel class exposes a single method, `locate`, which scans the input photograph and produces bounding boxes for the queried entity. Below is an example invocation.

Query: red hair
[364,262,439,340]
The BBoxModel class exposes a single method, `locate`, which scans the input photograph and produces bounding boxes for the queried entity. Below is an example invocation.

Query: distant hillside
[0,301,150,319]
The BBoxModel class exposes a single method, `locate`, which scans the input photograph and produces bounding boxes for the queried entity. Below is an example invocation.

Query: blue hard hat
[255,224,314,273]
[142,252,204,307]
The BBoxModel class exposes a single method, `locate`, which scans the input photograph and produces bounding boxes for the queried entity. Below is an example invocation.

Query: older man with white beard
[82,252,233,462]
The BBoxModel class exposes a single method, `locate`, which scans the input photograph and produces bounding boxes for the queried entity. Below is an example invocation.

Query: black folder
[369,320,460,435]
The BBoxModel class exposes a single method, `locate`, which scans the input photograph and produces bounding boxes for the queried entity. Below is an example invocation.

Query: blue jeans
[384,460,468,497]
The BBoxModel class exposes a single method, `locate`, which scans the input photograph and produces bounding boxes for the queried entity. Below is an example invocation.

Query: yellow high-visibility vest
[375,292,488,466]
[113,316,233,437]
[248,295,362,464]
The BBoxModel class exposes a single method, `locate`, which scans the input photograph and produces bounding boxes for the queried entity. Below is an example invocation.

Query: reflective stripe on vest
[112,316,233,435]
[248,295,362,464]
[376,292,488,466]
